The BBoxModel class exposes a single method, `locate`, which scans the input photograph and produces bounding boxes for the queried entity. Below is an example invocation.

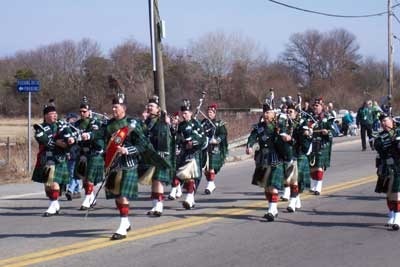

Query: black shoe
[263,212,277,222]
[204,189,211,195]
[392,224,400,231]
[126,226,131,232]
[65,191,72,201]
[182,201,194,210]
[287,207,294,213]
[280,196,289,202]
[153,211,162,217]
[43,211,59,217]
[110,233,126,240]
[79,206,89,211]
[369,142,374,150]
[147,210,154,216]
[314,191,320,196]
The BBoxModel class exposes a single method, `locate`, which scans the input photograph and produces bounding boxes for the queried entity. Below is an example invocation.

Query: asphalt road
[0,136,396,267]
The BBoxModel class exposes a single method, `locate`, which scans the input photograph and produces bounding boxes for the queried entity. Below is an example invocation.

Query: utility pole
[148,0,166,110]
[388,0,394,115]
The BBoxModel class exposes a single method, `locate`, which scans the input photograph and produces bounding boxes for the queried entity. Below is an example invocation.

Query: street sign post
[17,79,40,92]
[16,79,40,173]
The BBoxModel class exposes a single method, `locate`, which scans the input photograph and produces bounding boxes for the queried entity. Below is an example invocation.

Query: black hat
[263,98,274,112]
[112,93,126,105]
[80,96,90,110]
[43,105,56,115]
[66,112,78,120]
[314,97,323,106]
[379,113,390,121]
[148,95,159,106]
[180,99,191,112]
[286,100,297,110]
[43,99,56,115]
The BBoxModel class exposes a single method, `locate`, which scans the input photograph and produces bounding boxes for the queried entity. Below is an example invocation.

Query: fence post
[6,136,10,165]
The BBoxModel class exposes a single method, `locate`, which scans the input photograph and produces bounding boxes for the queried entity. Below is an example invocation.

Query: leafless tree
[109,39,152,111]
[188,31,260,100]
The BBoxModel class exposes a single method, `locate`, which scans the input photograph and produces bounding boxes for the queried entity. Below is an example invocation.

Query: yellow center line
[0,175,377,267]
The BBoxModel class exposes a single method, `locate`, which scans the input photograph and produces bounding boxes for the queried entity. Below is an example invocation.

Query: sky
[0,0,399,61]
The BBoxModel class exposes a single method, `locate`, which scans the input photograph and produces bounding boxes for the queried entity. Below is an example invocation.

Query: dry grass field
[0,117,41,138]
[0,117,40,184]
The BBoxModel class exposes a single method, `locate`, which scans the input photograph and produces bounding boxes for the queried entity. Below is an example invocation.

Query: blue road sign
[17,79,40,92]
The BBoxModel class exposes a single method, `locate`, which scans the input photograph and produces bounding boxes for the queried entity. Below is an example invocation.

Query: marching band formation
[31,89,400,240]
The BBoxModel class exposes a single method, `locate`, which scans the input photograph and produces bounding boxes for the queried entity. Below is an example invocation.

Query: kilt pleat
[53,161,70,185]
[208,152,224,173]
[269,164,284,190]
[86,155,104,185]
[153,166,172,184]
[309,145,331,169]
[297,155,311,191]
[105,168,138,200]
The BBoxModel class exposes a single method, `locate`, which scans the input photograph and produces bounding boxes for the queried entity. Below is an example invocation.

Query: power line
[393,12,400,25]
[267,0,400,18]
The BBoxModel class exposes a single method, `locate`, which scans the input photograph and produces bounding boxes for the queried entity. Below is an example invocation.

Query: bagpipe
[194,91,217,138]
[33,120,69,184]
[91,111,110,125]
[66,111,108,180]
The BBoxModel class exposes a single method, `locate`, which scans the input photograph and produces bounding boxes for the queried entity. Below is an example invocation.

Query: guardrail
[0,137,13,167]
[228,134,249,149]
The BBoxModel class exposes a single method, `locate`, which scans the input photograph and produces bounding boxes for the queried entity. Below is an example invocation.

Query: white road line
[0,192,43,200]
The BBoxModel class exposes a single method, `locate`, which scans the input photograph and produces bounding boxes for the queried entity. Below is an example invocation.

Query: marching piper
[246,99,284,221]
[168,112,183,200]
[308,97,333,195]
[94,92,168,240]
[174,99,207,209]
[74,97,105,210]
[374,113,400,230]
[143,96,173,217]
[32,100,76,216]
[276,97,294,202]
[284,101,313,212]
[201,103,228,194]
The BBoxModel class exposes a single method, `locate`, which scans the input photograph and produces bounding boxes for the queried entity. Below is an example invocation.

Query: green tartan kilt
[269,164,284,189]
[297,155,311,192]
[207,151,224,174]
[309,145,331,169]
[153,166,172,185]
[105,168,138,200]
[86,155,104,185]
[251,163,284,190]
[32,160,69,186]
[384,164,400,201]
